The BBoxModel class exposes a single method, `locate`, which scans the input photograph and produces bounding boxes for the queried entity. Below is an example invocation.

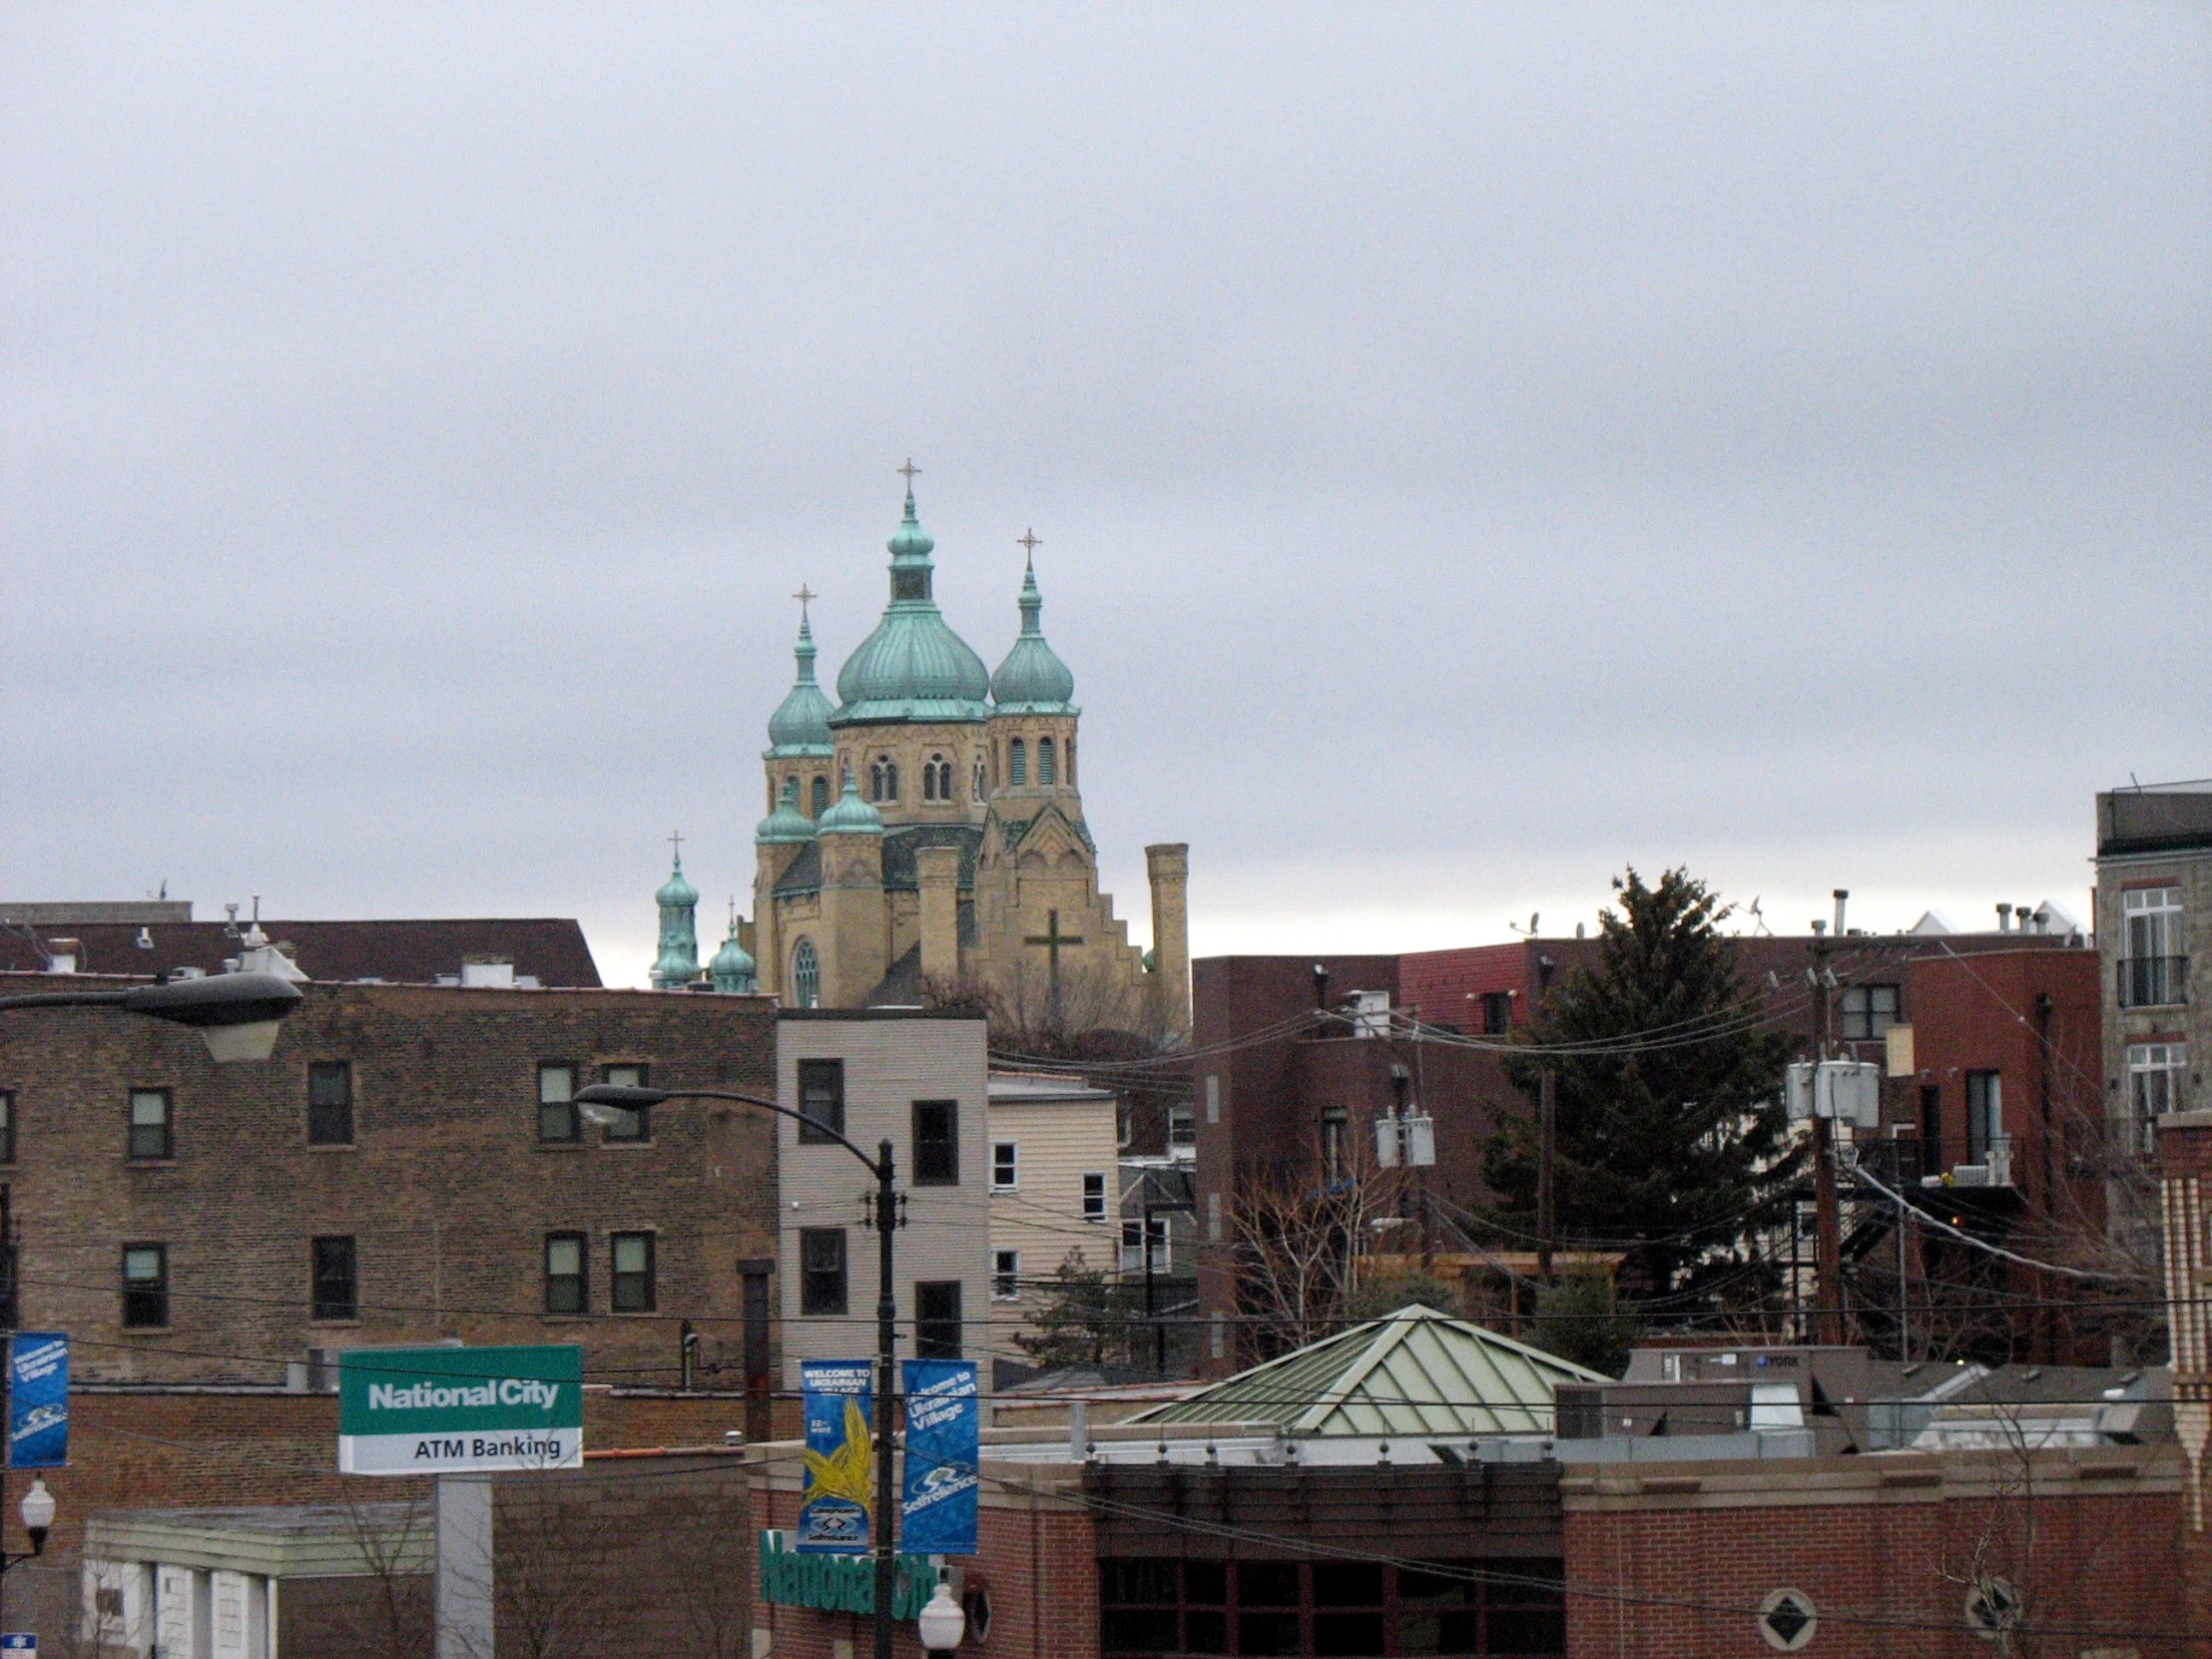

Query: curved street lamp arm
[572,1084,888,1179]
[0,989,130,1014]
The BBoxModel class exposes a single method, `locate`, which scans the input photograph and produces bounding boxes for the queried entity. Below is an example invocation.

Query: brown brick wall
[0,981,780,1384]
[1565,1479,2197,1658]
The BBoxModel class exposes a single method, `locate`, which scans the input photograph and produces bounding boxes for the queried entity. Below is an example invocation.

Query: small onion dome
[710,923,757,993]
[831,490,991,723]
[757,778,818,844]
[768,606,835,755]
[818,771,885,835]
[656,853,699,909]
[989,555,1076,713]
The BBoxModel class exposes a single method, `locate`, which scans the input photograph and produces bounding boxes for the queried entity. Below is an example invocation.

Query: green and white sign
[338,1345,584,1474]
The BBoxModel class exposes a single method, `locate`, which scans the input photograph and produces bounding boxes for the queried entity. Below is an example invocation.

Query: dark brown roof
[0,920,601,987]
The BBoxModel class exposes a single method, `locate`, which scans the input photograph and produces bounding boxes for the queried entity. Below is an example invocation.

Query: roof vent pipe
[1832,890,1849,937]
[1996,903,2012,932]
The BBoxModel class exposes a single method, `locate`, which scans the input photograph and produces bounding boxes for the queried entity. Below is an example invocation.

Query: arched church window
[1010,738,1027,786]
[793,938,820,1009]
[1038,737,1056,785]
[1066,737,1075,786]
[972,760,986,801]
[812,776,830,817]
[869,764,884,802]
[935,760,954,800]
[922,762,937,802]
[885,761,899,800]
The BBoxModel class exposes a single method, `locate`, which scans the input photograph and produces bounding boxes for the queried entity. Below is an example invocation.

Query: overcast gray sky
[5,4,2207,986]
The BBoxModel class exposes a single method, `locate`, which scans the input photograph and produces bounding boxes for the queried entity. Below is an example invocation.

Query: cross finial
[668,829,685,861]
[793,583,817,613]
[1017,528,1041,560]
[897,458,921,487]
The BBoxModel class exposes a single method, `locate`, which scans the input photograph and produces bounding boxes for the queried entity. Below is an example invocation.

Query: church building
[736,480,1190,1034]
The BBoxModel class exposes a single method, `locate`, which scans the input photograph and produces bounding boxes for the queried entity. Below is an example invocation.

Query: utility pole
[1535,952,1557,1283]
[1811,895,1845,1347]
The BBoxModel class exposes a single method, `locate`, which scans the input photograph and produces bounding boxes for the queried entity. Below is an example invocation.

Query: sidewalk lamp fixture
[0,970,305,1062]
[2,1478,55,1573]
[917,1577,967,1655]
[575,1081,904,1659]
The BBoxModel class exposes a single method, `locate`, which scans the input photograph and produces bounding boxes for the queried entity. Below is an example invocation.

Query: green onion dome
[830,491,991,725]
[756,778,818,845]
[655,854,699,909]
[818,772,885,835]
[768,606,835,755]
[989,555,1077,714]
[710,921,757,993]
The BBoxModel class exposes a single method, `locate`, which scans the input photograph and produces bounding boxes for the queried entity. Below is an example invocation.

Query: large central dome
[831,490,991,726]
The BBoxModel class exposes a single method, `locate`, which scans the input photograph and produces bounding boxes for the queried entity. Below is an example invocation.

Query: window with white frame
[992,1250,1021,1301]
[1082,1172,1108,1221]
[1121,1216,1168,1275]
[2129,1042,2188,1150]
[1839,983,1901,1041]
[990,1141,1018,1190]
[2123,887,2187,1007]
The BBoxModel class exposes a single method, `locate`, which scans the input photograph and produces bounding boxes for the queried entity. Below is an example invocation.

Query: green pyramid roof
[1129,1305,1606,1438]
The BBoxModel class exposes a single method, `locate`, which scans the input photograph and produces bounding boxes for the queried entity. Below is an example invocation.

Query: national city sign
[337,1345,584,1474]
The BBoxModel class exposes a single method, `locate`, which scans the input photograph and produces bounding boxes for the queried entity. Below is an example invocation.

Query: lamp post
[575,1083,902,1659]
[0,970,305,1062]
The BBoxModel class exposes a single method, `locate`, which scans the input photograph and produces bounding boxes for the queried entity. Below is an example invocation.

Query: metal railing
[2118,955,2189,1009]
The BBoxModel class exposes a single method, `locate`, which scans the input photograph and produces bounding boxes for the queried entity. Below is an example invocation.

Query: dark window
[311,1236,357,1321]
[1921,1084,1943,1164]
[1099,1557,1565,1659]
[307,1061,354,1145]
[923,756,940,801]
[991,1141,1018,1189]
[799,1059,844,1144]
[812,775,830,817]
[801,1228,847,1316]
[123,1244,169,1329]
[915,1280,962,1359]
[1966,1070,2002,1165]
[0,1090,15,1164]
[1479,992,1513,1035]
[992,1250,1021,1300]
[1082,1172,1108,1221]
[913,1100,959,1185]
[545,1232,587,1315]
[611,1232,656,1312]
[1840,983,1901,1041]
[1010,738,1027,785]
[538,1063,580,1142]
[600,1063,650,1141]
[129,1089,173,1160]
[1038,737,1056,785]
[793,939,821,1008]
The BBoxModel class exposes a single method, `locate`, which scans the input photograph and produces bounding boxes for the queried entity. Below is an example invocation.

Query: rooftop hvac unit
[1375,1114,1435,1168]
[1349,989,1390,1037]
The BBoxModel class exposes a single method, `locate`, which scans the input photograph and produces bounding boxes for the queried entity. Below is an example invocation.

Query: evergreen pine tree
[1485,866,1799,1305]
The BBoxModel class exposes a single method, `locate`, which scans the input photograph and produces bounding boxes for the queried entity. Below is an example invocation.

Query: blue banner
[899,1360,978,1555]
[7,1335,67,1470]
[800,1361,874,1553]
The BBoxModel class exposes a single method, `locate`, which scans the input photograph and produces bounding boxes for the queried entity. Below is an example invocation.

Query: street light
[573,1082,904,1659]
[916,1576,966,1655]
[0,970,305,1062]
[0,1476,57,1638]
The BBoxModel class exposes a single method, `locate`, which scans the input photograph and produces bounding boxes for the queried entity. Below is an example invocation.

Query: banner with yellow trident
[800,1361,874,1553]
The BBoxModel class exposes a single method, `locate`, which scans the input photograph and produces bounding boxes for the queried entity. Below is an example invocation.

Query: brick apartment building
[1191,922,2098,1372]
[0,976,779,1387]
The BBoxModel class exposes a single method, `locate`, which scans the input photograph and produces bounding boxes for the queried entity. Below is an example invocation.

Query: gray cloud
[4,3,2206,980]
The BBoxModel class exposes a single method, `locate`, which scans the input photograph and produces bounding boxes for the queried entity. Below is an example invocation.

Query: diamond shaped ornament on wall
[1759,1587,1820,1652]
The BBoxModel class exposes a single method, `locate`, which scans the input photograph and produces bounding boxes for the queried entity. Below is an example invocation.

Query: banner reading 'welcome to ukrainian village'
[800,1361,874,1553]
[899,1359,978,1554]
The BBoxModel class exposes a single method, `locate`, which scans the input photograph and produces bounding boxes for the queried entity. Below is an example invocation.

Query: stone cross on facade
[1024,908,1085,1023]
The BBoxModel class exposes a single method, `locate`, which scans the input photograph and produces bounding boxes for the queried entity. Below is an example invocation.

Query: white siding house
[984,1070,1122,1364]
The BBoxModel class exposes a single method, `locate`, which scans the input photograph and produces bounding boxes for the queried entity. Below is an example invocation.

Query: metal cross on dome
[897,458,921,486]
[668,830,684,859]
[793,584,817,609]
[1017,529,1041,557]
